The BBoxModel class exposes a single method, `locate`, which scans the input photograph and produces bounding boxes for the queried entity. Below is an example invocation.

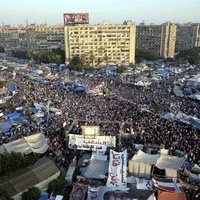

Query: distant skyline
[0,0,200,26]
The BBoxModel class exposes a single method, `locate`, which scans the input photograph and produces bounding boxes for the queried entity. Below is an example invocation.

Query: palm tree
[23,107,32,124]
[96,57,102,66]
[80,54,86,66]
[89,51,95,66]
[103,54,109,66]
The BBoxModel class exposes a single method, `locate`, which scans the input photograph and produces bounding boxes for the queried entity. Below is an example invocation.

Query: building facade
[136,22,176,58]
[0,24,65,53]
[175,23,200,52]
[64,21,136,65]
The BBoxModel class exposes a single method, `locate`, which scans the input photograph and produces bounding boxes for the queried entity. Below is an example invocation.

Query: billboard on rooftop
[64,13,89,25]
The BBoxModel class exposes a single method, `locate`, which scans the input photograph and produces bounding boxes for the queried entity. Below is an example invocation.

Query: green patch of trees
[175,47,200,65]
[0,189,14,200]
[21,187,41,200]
[47,172,66,195]
[135,49,159,63]
[116,65,126,74]
[0,152,39,176]
[11,48,65,65]
[0,81,8,88]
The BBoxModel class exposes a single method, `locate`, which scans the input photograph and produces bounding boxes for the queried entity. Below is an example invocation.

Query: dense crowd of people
[0,63,200,199]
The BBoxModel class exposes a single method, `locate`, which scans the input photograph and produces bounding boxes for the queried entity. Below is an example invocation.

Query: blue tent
[6,112,20,120]
[39,191,49,200]
[181,162,191,170]
[0,121,13,132]
[67,81,82,87]
[183,88,191,95]
[73,85,90,92]
[8,84,16,93]
[37,78,45,83]
[31,107,39,113]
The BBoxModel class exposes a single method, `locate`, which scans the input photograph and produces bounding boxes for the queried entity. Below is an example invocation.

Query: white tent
[128,150,159,179]
[154,154,184,178]
[2,133,48,154]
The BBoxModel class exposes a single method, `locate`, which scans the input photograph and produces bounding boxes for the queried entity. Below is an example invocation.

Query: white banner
[68,134,116,151]
[107,150,127,188]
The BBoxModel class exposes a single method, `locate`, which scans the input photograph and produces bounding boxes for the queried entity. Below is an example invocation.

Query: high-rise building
[175,23,200,52]
[0,24,65,53]
[64,20,136,65]
[27,23,64,53]
[136,22,176,58]
[0,25,27,52]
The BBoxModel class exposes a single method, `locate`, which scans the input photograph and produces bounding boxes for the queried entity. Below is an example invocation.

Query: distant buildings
[175,23,200,52]
[136,22,177,58]
[0,20,199,65]
[0,23,64,54]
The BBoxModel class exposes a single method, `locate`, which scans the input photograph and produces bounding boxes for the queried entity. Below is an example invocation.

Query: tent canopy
[128,150,159,179]
[154,154,184,178]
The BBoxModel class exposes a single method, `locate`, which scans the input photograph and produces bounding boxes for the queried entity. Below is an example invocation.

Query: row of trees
[11,48,65,65]
[0,152,39,176]
[175,47,200,65]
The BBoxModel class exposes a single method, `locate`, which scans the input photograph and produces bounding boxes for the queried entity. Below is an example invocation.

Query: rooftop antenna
[26,19,28,26]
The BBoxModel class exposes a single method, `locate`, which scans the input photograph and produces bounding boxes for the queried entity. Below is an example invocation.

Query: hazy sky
[0,0,199,26]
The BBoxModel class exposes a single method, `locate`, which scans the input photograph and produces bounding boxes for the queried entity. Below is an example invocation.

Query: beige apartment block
[160,22,177,58]
[175,23,200,52]
[136,22,176,58]
[64,21,136,66]
[0,24,64,53]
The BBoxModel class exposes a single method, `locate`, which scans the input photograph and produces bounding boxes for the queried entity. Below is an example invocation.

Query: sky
[0,0,199,26]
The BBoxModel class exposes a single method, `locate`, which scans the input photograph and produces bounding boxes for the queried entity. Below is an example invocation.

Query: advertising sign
[68,134,116,151]
[107,150,127,188]
[64,13,89,25]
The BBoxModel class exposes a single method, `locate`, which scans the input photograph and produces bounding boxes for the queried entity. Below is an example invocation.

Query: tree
[0,189,14,200]
[96,57,102,66]
[135,49,159,61]
[103,54,109,66]
[0,81,8,88]
[5,102,15,113]
[23,107,32,124]
[175,47,200,65]
[47,172,66,195]
[89,52,95,66]
[70,56,82,66]
[117,65,126,74]
[21,187,41,200]
[80,54,86,66]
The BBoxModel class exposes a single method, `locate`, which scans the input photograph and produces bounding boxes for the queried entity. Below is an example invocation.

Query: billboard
[64,13,89,25]
[68,134,116,151]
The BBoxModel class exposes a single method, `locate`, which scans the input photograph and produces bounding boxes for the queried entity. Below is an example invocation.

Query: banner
[68,134,116,151]
[107,150,127,188]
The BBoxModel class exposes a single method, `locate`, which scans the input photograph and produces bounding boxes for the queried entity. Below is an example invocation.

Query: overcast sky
[0,0,199,26]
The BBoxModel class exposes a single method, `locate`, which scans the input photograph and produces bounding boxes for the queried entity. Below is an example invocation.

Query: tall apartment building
[0,25,27,52]
[136,22,176,58]
[0,24,65,53]
[27,23,64,53]
[175,23,200,52]
[64,21,136,65]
